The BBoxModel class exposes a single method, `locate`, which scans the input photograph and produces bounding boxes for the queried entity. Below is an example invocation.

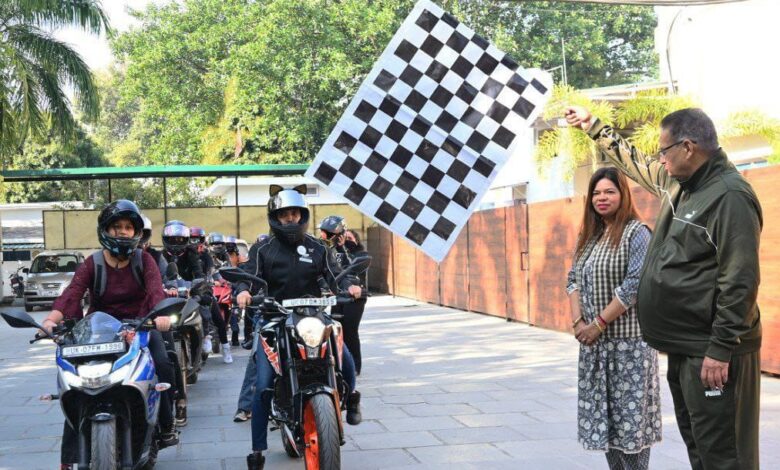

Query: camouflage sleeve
[587,119,672,197]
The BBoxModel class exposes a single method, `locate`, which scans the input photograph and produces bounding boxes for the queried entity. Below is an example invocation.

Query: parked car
[24,251,86,312]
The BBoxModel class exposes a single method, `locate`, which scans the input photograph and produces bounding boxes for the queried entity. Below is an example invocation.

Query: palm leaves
[0,0,109,162]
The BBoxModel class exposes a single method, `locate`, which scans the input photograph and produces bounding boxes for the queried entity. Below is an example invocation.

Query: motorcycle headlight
[77,363,113,389]
[296,317,326,348]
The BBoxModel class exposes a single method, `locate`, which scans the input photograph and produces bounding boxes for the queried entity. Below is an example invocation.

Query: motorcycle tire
[90,419,118,470]
[281,425,301,458]
[303,394,341,470]
[187,371,198,384]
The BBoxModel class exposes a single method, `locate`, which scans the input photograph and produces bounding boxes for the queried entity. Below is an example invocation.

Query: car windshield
[30,255,79,273]
[70,312,123,345]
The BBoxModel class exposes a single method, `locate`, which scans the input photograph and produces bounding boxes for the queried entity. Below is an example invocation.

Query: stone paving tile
[351,431,441,450]
[453,411,542,428]
[379,416,465,433]
[431,425,526,445]
[406,442,510,464]
[401,403,481,417]
[342,449,418,469]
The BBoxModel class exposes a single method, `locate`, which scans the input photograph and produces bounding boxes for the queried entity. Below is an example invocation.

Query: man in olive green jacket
[566,106,762,470]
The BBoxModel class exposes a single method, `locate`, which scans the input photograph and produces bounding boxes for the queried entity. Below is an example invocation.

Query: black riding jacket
[163,246,204,282]
[236,234,354,301]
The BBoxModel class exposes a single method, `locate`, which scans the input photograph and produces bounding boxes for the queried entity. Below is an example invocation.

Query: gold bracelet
[591,318,605,333]
[572,316,583,328]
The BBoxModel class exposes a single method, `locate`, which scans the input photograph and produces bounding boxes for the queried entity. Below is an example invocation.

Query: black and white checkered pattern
[306,0,551,262]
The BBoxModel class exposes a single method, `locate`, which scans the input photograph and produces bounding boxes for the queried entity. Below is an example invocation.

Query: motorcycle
[0,297,193,470]
[219,255,371,470]
[164,263,210,385]
[9,262,26,298]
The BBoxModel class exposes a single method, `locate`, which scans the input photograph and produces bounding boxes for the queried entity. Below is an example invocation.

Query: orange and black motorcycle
[219,256,369,470]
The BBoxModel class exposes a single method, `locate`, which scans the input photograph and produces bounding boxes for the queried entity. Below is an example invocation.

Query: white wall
[656,0,780,121]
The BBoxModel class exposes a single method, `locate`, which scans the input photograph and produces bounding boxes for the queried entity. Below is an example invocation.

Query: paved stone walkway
[1,296,779,469]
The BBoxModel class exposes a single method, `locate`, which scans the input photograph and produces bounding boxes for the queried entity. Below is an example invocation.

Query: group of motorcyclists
[33,185,369,470]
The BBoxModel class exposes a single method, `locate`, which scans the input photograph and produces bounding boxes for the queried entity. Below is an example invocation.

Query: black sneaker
[241,339,253,350]
[246,451,265,470]
[158,427,179,449]
[346,391,362,425]
[175,405,188,427]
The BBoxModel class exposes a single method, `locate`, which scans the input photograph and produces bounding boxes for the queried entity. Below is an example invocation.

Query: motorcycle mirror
[218,267,268,291]
[1,310,44,330]
[334,255,372,284]
[22,268,29,274]
[143,297,187,324]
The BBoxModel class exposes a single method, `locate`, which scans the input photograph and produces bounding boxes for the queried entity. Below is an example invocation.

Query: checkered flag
[307,0,551,262]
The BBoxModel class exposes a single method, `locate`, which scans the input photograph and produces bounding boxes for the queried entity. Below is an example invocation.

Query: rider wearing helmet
[43,200,179,466]
[140,214,170,282]
[234,185,363,470]
[208,232,230,266]
[162,221,204,281]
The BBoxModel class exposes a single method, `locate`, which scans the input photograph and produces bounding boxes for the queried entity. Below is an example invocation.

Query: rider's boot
[158,423,179,449]
[246,451,265,470]
[346,390,362,425]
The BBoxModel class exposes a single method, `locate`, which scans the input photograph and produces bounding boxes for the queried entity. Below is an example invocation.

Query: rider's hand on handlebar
[40,319,58,336]
[154,316,172,332]
[166,288,178,298]
[348,285,362,299]
[237,290,252,309]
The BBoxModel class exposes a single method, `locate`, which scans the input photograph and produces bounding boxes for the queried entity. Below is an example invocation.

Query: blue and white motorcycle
[1,297,196,470]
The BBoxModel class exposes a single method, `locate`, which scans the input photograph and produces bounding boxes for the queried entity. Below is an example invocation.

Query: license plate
[61,342,125,358]
[44,290,59,297]
[282,297,337,308]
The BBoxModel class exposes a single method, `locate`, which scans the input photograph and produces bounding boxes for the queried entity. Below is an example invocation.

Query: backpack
[91,249,146,305]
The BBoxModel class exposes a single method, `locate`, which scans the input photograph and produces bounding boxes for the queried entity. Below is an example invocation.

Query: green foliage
[0,0,108,161]
[2,128,108,203]
[535,86,615,177]
[99,0,657,168]
[536,86,780,176]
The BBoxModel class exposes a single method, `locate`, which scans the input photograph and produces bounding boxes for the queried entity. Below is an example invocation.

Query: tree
[2,127,109,203]
[102,0,657,167]
[0,0,109,164]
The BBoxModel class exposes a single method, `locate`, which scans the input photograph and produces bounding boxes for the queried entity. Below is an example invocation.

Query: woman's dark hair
[345,229,361,246]
[575,167,640,257]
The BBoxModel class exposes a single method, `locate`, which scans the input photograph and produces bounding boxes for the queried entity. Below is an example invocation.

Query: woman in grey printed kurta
[566,167,662,470]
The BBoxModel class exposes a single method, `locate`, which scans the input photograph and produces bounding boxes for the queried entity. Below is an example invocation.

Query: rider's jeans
[251,345,357,451]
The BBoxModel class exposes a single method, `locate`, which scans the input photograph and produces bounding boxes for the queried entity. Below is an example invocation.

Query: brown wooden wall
[367,164,780,375]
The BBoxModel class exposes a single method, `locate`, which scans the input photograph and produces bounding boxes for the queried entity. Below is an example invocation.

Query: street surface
[1,295,778,469]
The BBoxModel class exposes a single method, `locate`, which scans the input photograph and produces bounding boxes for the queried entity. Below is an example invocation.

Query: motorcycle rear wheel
[90,419,117,470]
[303,394,341,470]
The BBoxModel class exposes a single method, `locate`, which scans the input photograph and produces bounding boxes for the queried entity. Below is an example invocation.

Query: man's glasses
[654,139,696,158]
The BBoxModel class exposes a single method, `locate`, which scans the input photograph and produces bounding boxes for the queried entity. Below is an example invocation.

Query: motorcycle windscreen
[62,312,125,358]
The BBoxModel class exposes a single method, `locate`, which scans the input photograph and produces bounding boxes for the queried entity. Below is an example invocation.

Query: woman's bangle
[592,318,605,333]
[596,314,607,328]
[572,316,583,328]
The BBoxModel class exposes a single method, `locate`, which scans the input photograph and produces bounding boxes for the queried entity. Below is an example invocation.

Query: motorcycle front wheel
[303,394,341,470]
[90,419,117,470]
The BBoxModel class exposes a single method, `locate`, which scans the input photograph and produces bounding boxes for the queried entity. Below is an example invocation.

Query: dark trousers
[62,330,175,463]
[667,352,760,470]
[340,298,366,374]
[210,300,228,344]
